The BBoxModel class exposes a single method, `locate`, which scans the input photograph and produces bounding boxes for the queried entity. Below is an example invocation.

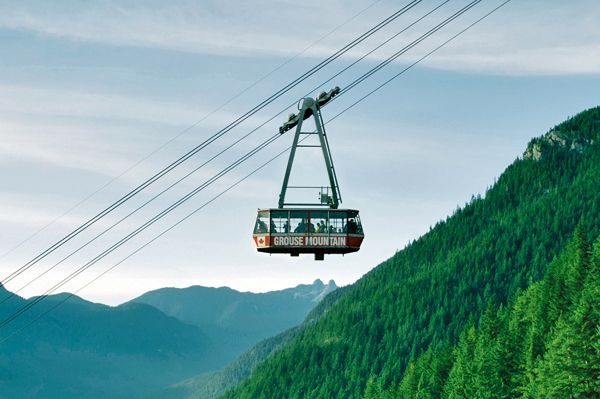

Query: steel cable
[1,0,449,305]
[0,0,384,263]
[0,0,513,335]
[0,0,422,286]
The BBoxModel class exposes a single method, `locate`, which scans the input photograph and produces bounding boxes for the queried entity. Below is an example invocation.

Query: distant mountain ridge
[0,279,335,399]
[0,286,210,399]
[129,279,337,361]
[155,285,350,399]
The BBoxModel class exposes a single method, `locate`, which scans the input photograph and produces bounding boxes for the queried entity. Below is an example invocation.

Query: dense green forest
[221,107,600,398]
[366,229,599,398]
[155,286,350,399]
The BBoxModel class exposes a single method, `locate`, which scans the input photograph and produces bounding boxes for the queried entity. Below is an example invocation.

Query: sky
[0,0,599,305]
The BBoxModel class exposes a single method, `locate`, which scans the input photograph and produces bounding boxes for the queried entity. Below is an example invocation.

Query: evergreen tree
[364,376,386,399]
[472,306,508,399]
[393,233,600,399]
[533,237,600,398]
[397,361,418,398]
[443,325,478,398]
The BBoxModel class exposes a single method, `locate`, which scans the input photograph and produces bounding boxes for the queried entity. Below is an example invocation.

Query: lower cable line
[0,136,304,345]
[0,133,281,330]
[0,0,452,305]
[0,0,513,338]
[0,118,284,304]
[0,0,421,288]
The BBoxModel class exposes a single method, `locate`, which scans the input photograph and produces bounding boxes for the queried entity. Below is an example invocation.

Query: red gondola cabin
[253,209,364,260]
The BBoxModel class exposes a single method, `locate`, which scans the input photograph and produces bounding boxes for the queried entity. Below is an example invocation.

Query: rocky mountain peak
[523,107,600,161]
[523,128,595,161]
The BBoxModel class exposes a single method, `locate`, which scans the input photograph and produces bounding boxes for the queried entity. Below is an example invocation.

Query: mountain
[0,287,210,399]
[130,279,337,362]
[0,279,335,399]
[221,106,600,398]
[383,229,600,398]
[155,286,350,399]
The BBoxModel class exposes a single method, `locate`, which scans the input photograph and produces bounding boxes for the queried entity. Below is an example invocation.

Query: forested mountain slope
[222,107,600,398]
[156,286,351,399]
[376,229,599,398]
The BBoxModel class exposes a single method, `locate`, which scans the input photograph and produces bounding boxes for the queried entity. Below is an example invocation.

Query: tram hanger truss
[278,86,342,209]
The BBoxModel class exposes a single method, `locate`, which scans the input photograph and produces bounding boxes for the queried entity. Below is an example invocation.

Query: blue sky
[0,0,599,304]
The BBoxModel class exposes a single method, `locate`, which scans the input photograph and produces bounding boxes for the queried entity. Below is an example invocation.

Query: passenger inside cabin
[270,220,277,233]
[346,218,358,234]
[283,221,290,233]
[294,219,307,233]
[317,221,327,233]
[256,219,268,233]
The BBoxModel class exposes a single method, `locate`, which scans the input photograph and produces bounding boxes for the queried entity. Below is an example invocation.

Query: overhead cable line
[0,0,422,287]
[0,0,495,329]
[0,0,514,341]
[0,131,279,304]
[310,0,451,96]
[1,0,448,305]
[331,0,513,123]
[342,0,481,94]
[293,0,484,120]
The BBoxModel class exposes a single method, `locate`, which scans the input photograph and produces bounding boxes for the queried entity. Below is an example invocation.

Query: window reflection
[328,211,346,234]
[271,210,289,233]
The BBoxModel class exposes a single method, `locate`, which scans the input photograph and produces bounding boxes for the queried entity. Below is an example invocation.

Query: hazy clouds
[1,0,599,74]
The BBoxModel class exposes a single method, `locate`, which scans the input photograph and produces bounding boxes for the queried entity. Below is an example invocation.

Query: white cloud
[0,197,82,228]
[419,1,600,75]
[0,0,350,57]
[0,84,233,130]
[0,84,281,178]
[0,0,598,75]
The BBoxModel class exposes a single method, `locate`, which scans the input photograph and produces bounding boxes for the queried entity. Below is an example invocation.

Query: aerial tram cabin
[253,86,364,260]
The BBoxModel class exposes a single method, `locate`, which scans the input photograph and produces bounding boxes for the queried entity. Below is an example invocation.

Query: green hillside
[156,286,350,399]
[221,106,600,398]
[374,229,599,398]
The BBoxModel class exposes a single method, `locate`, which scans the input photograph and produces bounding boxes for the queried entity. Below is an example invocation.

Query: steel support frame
[278,97,341,209]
